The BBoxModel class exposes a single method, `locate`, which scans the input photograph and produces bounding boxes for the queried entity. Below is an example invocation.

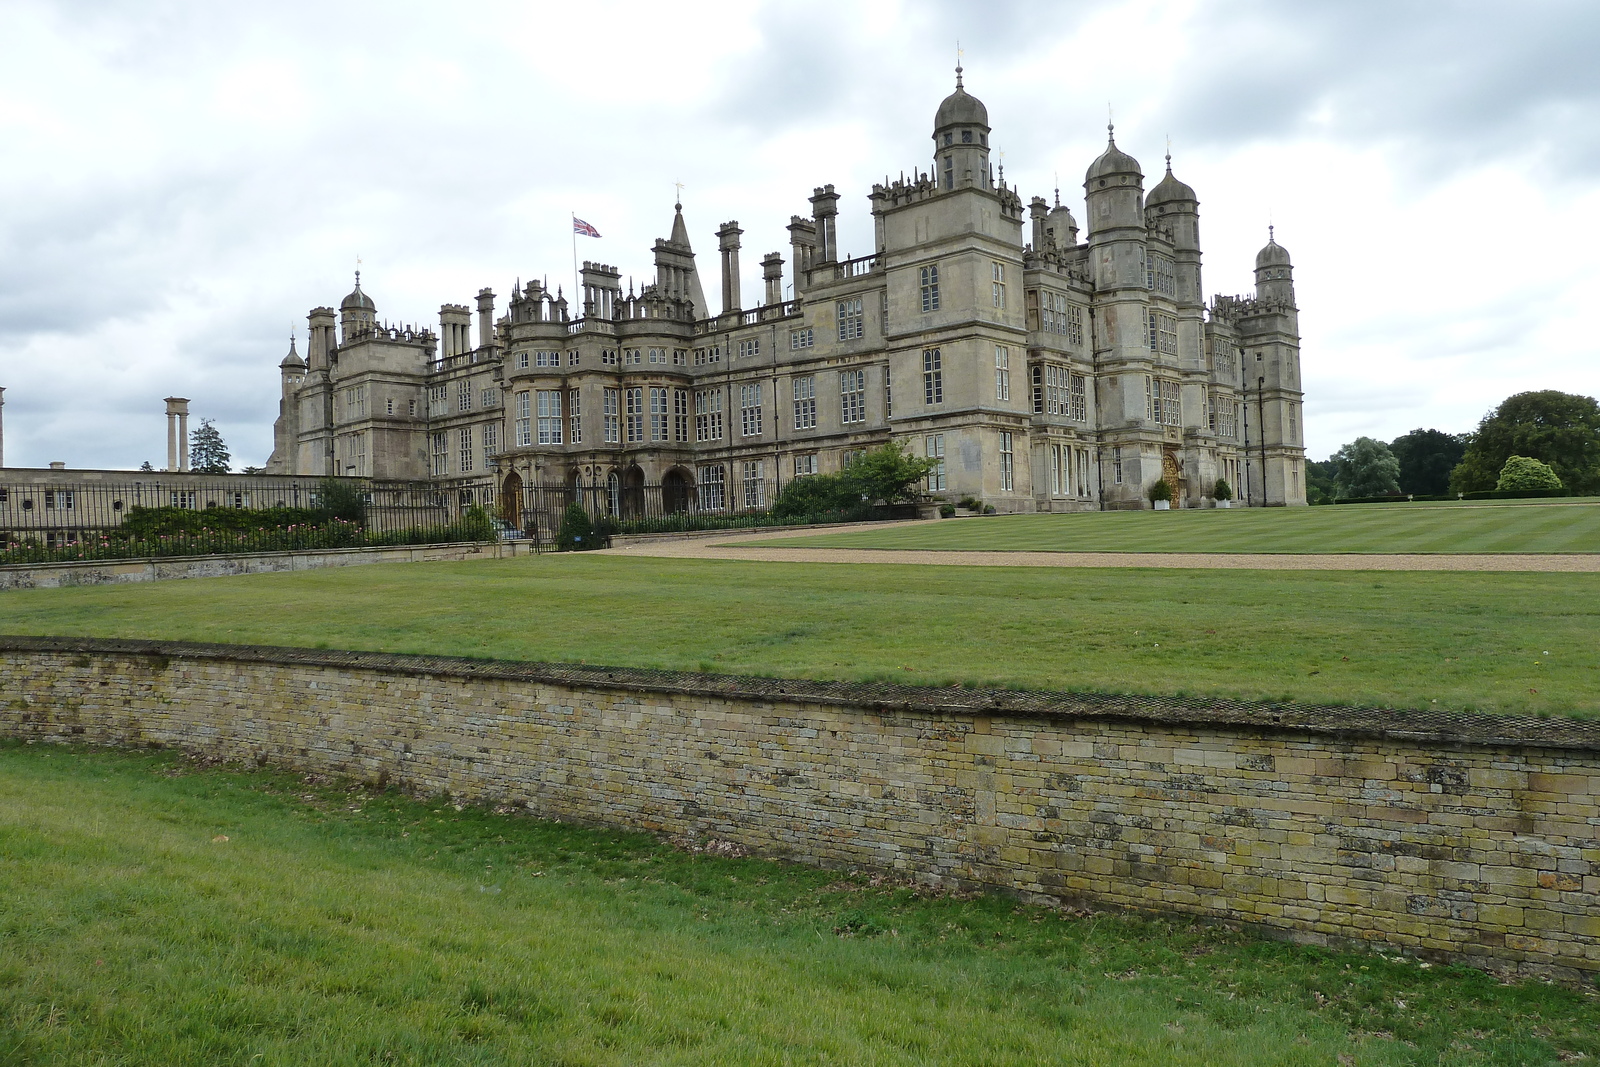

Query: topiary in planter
[1148,479,1173,504]
[1213,478,1233,502]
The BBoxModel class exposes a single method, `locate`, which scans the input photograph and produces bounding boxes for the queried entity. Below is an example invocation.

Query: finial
[674,180,684,210]
[955,41,964,88]
[997,148,1004,184]
[1107,103,1114,142]
[1053,172,1060,207]
[1269,223,1275,244]
[1165,135,1172,172]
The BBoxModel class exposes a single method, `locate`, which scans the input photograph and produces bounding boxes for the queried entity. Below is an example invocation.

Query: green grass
[3,555,1597,717]
[2,742,1595,1066]
[740,500,1600,554]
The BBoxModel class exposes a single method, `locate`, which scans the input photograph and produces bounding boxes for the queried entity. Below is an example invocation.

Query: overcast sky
[2,0,1597,470]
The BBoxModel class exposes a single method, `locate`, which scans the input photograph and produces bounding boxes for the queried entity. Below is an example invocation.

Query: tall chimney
[716,221,744,314]
[809,184,840,264]
[476,288,496,348]
[761,253,784,306]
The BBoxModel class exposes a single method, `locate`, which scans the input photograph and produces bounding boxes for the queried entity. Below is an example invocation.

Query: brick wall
[3,636,1596,979]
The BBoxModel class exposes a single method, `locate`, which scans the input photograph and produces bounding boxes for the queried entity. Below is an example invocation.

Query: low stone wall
[0,540,536,590]
[3,635,1597,979]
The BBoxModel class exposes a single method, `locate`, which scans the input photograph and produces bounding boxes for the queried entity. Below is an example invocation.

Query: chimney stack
[716,221,744,314]
[761,253,784,306]
[164,396,190,472]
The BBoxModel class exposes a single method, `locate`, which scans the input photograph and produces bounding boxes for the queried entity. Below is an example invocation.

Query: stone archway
[1162,450,1183,505]
[623,464,645,518]
[662,467,693,514]
[499,470,523,526]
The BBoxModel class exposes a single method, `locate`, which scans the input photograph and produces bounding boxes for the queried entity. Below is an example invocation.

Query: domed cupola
[339,270,376,340]
[931,64,992,191]
[1086,124,1143,186]
[1146,152,1196,208]
[279,333,305,370]
[1256,229,1292,270]
[341,271,376,312]
[1254,226,1295,302]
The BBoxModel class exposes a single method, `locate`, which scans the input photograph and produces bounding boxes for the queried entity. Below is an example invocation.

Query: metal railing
[0,477,502,564]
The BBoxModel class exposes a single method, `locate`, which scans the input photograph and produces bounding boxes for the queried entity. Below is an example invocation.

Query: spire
[1268,223,1276,244]
[1165,134,1173,173]
[1054,172,1060,207]
[955,40,964,88]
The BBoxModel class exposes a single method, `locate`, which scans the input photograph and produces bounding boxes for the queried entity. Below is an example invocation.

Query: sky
[1,0,1597,470]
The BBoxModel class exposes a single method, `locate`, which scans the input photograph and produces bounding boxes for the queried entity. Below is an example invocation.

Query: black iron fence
[0,478,503,565]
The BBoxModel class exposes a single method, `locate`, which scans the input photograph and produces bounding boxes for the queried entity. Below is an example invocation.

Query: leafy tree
[1304,458,1337,504]
[556,502,596,551]
[1495,455,1563,492]
[139,461,154,472]
[314,478,368,526]
[241,465,265,474]
[1331,437,1400,499]
[839,442,937,504]
[1450,391,1600,495]
[190,419,231,474]
[1389,428,1465,496]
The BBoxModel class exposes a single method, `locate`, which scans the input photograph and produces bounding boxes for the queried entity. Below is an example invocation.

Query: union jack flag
[572,216,601,238]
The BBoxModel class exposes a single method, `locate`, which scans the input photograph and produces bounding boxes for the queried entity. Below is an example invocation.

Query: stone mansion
[266,68,1307,517]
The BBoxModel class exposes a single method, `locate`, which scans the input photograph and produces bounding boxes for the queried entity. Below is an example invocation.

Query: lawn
[739,500,1600,554]
[2,555,1596,717]
[2,742,1595,1066]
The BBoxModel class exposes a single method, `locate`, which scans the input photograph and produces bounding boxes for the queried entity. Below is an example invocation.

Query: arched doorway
[623,464,645,518]
[606,471,621,517]
[1161,451,1183,507]
[663,468,693,514]
[499,470,523,526]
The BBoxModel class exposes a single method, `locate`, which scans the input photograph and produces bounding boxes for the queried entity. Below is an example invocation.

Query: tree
[838,442,937,504]
[1147,478,1172,504]
[556,502,596,550]
[139,460,154,472]
[1496,455,1563,492]
[1331,437,1400,499]
[189,419,231,474]
[1213,478,1232,502]
[1304,458,1338,504]
[1389,428,1465,496]
[1450,391,1600,495]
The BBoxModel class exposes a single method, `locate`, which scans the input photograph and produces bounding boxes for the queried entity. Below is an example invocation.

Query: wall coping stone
[6,634,1598,752]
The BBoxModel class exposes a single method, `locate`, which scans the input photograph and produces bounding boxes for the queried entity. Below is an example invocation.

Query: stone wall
[3,636,1596,979]
[0,540,535,590]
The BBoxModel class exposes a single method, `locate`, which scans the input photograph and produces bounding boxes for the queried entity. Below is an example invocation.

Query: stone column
[165,397,190,471]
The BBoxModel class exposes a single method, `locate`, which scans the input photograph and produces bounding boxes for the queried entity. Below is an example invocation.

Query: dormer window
[961,130,973,144]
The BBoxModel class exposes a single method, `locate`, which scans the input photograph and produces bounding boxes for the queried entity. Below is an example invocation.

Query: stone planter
[1153,500,1171,511]
[1216,500,1231,509]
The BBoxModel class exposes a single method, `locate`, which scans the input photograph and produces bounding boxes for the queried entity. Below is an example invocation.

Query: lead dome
[1086,126,1142,183]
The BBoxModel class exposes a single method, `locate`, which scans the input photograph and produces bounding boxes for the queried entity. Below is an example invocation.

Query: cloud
[0,0,1597,469]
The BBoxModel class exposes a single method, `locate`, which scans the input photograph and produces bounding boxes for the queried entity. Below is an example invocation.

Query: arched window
[607,472,620,517]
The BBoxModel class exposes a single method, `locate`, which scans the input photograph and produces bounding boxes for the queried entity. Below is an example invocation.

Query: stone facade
[4,638,1594,978]
[267,68,1308,514]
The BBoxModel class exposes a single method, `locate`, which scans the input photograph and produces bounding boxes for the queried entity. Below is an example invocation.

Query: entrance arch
[499,470,523,526]
[662,467,693,514]
[1161,451,1183,506]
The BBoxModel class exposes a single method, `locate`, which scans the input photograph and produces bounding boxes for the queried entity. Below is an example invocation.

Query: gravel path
[600,525,1600,572]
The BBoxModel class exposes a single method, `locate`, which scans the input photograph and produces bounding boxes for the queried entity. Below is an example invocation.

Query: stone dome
[1256,234,1292,269]
[934,68,988,130]
[341,273,376,312]
[1146,159,1196,206]
[1086,129,1142,183]
[279,336,305,369]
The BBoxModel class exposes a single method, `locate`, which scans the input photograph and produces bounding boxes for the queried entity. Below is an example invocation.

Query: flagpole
[571,212,580,320]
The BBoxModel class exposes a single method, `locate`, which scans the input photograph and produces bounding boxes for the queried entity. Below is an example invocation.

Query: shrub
[773,474,860,519]
[1213,478,1233,502]
[556,502,596,551]
[1495,455,1563,493]
[1148,479,1173,504]
[839,442,937,504]
[315,479,368,526]
[939,503,956,518]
